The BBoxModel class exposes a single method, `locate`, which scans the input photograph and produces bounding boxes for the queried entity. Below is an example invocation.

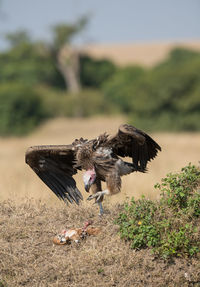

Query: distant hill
[81,40,200,66]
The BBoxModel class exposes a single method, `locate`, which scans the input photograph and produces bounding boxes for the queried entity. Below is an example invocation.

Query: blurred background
[0,0,200,204]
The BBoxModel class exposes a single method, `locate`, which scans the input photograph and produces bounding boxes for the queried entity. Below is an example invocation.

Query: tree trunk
[57,45,81,93]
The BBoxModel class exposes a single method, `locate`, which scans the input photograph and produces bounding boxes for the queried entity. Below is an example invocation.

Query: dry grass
[0,201,199,287]
[0,117,200,286]
[81,40,200,67]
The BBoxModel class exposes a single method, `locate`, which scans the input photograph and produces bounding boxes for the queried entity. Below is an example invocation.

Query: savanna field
[0,117,200,286]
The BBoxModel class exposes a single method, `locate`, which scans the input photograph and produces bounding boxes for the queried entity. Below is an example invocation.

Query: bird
[25,124,161,215]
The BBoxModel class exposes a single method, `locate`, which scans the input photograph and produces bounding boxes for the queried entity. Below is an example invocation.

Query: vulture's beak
[84,183,90,193]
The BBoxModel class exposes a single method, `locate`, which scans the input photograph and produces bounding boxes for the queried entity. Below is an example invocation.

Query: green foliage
[0,83,48,135]
[51,16,89,49]
[116,197,160,249]
[116,164,200,259]
[5,30,31,47]
[97,268,104,274]
[103,66,145,113]
[155,164,200,211]
[51,24,78,48]
[37,86,108,118]
[2,27,200,135]
[103,47,200,131]
[0,41,63,88]
[129,48,200,131]
[80,55,116,88]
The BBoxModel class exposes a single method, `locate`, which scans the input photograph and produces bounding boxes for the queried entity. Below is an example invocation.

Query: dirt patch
[0,200,199,287]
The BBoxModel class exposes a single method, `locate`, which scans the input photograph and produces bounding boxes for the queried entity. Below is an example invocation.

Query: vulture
[25,124,161,215]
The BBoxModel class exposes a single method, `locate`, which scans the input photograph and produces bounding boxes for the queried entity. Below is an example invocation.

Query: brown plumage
[25,124,161,214]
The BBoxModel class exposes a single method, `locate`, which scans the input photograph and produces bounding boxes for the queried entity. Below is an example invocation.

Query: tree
[1,30,65,88]
[50,16,88,93]
[5,30,31,47]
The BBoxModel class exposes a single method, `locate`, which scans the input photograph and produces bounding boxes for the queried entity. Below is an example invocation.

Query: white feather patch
[83,173,90,185]
[96,147,112,158]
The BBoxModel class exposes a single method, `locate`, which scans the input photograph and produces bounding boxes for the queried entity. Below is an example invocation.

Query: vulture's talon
[87,192,102,202]
[87,195,94,201]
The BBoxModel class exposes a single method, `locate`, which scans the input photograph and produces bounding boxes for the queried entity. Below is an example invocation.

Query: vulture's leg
[98,202,104,216]
[87,172,121,204]
[90,179,104,215]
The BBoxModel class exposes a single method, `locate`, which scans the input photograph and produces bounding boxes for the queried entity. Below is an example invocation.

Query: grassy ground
[0,117,200,286]
[0,200,199,287]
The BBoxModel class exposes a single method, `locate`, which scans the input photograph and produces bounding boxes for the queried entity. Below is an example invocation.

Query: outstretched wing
[107,124,161,171]
[25,145,83,204]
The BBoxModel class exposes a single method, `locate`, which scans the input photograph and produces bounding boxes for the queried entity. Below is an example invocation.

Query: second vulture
[25,124,161,215]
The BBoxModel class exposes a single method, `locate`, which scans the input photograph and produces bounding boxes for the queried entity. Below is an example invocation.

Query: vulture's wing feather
[107,124,161,171]
[25,145,83,204]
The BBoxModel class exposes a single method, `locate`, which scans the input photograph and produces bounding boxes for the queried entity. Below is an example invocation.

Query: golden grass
[81,40,200,66]
[1,201,199,286]
[0,116,200,207]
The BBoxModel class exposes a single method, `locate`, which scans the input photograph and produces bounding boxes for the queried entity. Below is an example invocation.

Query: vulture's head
[83,168,96,192]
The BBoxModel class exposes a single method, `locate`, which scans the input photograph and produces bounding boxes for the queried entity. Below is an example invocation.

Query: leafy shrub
[116,197,160,249]
[0,83,48,136]
[155,164,200,211]
[37,86,108,117]
[103,66,145,113]
[60,89,109,117]
[102,47,200,131]
[128,48,200,131]
[80,55,116,88]
[0,42,62,88]
[116,164,200,259]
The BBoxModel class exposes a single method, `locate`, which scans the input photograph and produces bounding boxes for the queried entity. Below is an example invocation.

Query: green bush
[0,42,62,88]
[103,66,145,113]
[80,55,116,88]
[37,86,108,117]
[0,83,48,136]
[116,197,160,249]
[116,164,200,259]
[128,48,200,131]
[155,164,200,211]
[102,47,200,131]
